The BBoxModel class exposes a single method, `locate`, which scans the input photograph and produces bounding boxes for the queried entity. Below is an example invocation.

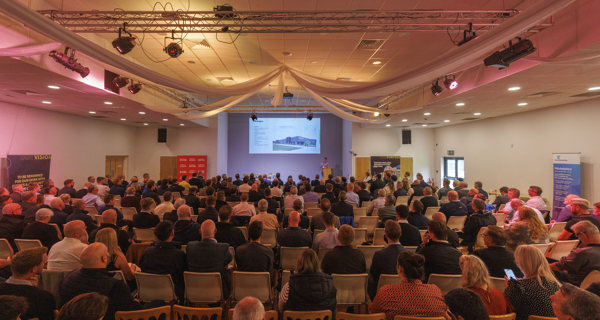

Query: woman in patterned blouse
[369,251,447,320]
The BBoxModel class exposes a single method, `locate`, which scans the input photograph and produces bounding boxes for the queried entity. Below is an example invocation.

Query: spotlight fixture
[374,112,380,117]
[164,31,184,58]
[444,75,458,90]
[431,79,443,96]
[49,47,90,78]
[484,38,535,69]
[307,112,313,121]
[112,23,136,55]
[283,87,294,99]
[457,22,478,46]
[251,113,258,121]
[128,83,142,94]
[112,76,129,88]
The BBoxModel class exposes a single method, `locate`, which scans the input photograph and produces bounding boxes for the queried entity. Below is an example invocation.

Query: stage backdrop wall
[227,113,343,179]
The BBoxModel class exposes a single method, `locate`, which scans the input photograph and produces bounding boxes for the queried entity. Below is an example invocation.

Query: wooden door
[355,157,370,181]
[105,156,127,178]
[160,156,177,180]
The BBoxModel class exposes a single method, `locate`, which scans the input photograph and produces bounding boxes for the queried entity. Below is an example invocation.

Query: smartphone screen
[504,269,517,280]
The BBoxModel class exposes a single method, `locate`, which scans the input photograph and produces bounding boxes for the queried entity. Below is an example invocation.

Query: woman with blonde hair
[517,206,549,243]
[459,255,512,315]
[94,228,136,281]
[383,180,396,196]
[278,249,336,312]
[504,245,560,320]
[401,179,414,197]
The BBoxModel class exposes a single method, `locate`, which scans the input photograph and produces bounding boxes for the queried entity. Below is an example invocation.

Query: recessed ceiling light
[385,124,391,127]
[120,118,126,121]
[455,102,465,107]
[139,111,146,115]
[508,86,521,91]
[88,111,96,114]
[444,120,450,123]
[518,102,528,106]
[402,119,408,122]
[473,112,482,116]
[179,123,185,126]
[143,123,149,126]
[311,61,318,64]
[104,101,113,105]
[372,61,382,65]
[162,118,169,121]
[373,112,380,117]
[187,60,195,64]
[588,86,600,91]
[42,101,52,104]
[47,85,60,89]
[424,112,431,116]
[282,51,292,56]
[422,124,428,127]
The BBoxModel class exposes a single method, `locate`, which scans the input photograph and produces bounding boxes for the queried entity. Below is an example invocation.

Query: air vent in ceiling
[453,112,469,115]
[9,89,43,96]
[90,115,107,119]
[357,39,385,50]
[526,91,560,98]
[570,91,600,98]
[461,117,479,121]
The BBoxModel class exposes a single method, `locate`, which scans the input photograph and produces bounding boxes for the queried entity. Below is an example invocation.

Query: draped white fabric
[0,42,60,56]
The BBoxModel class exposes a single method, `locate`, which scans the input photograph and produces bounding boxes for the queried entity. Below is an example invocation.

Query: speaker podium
[322,167,332,178]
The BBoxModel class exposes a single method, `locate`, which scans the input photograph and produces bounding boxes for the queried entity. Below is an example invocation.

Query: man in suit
[88,209,130,253]
[369,174,385,196]
[331,191,354,217]
[420,187,439,212]
[277,211,312,247]
[184,186,201,215]
[187,219,233,298]
[321,225,366,274]
[173,205,200,244]
[310,199,340,232]
[21,208,61,249]
[368,220,407,299]
[395,204,422,246]
[377,194,397,225]
[132,198,160,229]
[356,182,371,207]
[416,220,462,280]
[235,221,274,272]
[215,205,247,248]
[473,225,522,279]
[439,191,468,220]
[198,196,219,224]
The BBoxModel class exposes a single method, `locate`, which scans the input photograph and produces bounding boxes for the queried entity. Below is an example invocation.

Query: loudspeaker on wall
[158,128,167,143]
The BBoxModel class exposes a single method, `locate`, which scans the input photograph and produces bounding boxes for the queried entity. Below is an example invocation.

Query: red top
[369,280,447,320]
[468,286,513,315]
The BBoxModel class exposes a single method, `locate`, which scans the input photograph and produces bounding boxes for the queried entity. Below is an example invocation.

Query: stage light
[112,24,136,55]
[457,22,478,46]
[431,79,443,96]
[251,113,258,121]
[49,47,90,78]
[113,76,129,88]
[307,113,313,121]
[374,112,380,117]
[444,75,458,90]
[484,38,535,69]
[164,42,183,58]
[128,83,142,94]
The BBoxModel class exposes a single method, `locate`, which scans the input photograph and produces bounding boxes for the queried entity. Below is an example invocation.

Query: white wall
[433,97,600,202]
[352,125,435,182]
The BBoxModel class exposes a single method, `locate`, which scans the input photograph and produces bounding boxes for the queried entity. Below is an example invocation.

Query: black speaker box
[402,130,411,144]
[158,128,167,143]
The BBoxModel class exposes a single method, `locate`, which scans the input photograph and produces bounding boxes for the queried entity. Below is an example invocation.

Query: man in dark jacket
[67,199,98,234]
[439,191,468,220]
[88,209,130,253]
[21,208,61,249]
[277,211,312,247]
[184,187,201,215]
[141,180,161,205]
[215,205,247,248]
[133,198,160,229]
[0,203,26,249]
[198,196,219,224]
[368,220,407,299]
[461,198,496,252]
[395,205,422,246]
[173,205,200,244]
[473,225,523,278]
[416,221,462,280]
[57,179,77,198]
[235,221,273,272]
[321,225,366,274]
[420,187,439,212]
[330,191,354,217]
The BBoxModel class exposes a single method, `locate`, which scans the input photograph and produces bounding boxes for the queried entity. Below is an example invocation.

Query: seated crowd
[0,172,599,320]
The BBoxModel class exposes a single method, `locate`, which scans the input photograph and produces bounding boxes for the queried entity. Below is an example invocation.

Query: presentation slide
[249,118,321,154]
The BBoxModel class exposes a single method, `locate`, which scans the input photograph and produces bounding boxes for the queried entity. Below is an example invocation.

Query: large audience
[0,171,599,320]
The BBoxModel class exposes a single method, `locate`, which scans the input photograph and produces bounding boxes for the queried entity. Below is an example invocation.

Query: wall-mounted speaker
[158,128,167,143]
[402,129,411,145]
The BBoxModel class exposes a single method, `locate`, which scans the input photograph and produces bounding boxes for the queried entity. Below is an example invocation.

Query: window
[444,157,464,180]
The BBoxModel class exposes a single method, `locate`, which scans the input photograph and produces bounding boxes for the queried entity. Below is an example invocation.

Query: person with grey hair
[249,199,279,229]
[551,220,600,286]
[551,282,600,320]
[284,186,304,209]
[558,198,600,241]
[331,191,354,219]
[233,296,264,320]
[173,204,200,244]
[376,194,397,225]
[21,208,61,248]
[0,202,26,249]
[368,189,387,216]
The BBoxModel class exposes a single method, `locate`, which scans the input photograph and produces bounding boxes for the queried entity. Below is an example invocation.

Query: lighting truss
[36,9,545,34]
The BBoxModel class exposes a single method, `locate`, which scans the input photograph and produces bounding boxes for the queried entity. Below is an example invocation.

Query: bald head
[233,296,265,320]
[101,209,117,225]
[288,211,300,227]
[431,212,447,224]
[64,220,86,239]
[200,220,216,239]
[177,205,192,220]
[79,243,109,268]
[447,191,458,201]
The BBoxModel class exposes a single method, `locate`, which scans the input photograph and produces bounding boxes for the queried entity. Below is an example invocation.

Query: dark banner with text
[7,154,51,188]
[370,156,401,177]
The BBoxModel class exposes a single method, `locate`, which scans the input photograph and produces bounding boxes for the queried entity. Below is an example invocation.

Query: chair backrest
[498,203,506,212]
[361,201,372,209]
[357,245,384,272]
[411,196,424,204]
[109,270,127,284]
[531,243,552,255]
[14,239,43,251]
[91,214,102,225]
[38,269,72,302]
[489,313,516,320]
[184,271,223,303]
[85,206,99,215]
[115,306,171,320]
[548,240,579,261]
[283,310,333,320]
[305,202,319,209]
[280,246,309,270]
[337,312,386,320]
[281,269,291,288]
[172,305,221,320]
[394,316,445,320]
[548,222,567,242]
[377,274,402,290]
[580,270,600,289]
[404,246,418,252]
[474,227,487,250]
[440,196,449,204]
[395,196,410,206]
[0,238,14,259]
[358,216,379,235]
[237,226,249,240]
[424,207,440,220]
[121,206,137,220]
[353,207,367,219]
[232,271,271,303]
[228,309,278,320]
[332,273,368,305]
[373,228,386,246]
[493,213,507,227]
[317,248,332,264]
[353,228,368,247]
[307,208,322,217]
[48,223,63,240]
[527,316,558,320]
[261,228,278,247]
[135,272,177,303]
[427,273,462,295]
[489,277,506,293]
[133,228,157,241]
[447,215,467,231]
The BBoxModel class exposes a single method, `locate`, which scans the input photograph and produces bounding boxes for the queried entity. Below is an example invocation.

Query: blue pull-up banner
[552,153,581,220]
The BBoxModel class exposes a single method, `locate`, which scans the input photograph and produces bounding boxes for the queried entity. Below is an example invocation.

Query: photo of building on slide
[272,136,317,152]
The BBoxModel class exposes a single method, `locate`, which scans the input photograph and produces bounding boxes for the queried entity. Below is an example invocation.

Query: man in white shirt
[238,177,252,193]
[508,199,545,225]
[153,191,175,218]
[270,180,283,197]
[96,177,110,198]
[345,182,359,205]
[284,187,303,209]
[47,220,88,270]
[526,185,547,211]
[82,185,105,208]
[232,193,256,217]
[368,189,386,216]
